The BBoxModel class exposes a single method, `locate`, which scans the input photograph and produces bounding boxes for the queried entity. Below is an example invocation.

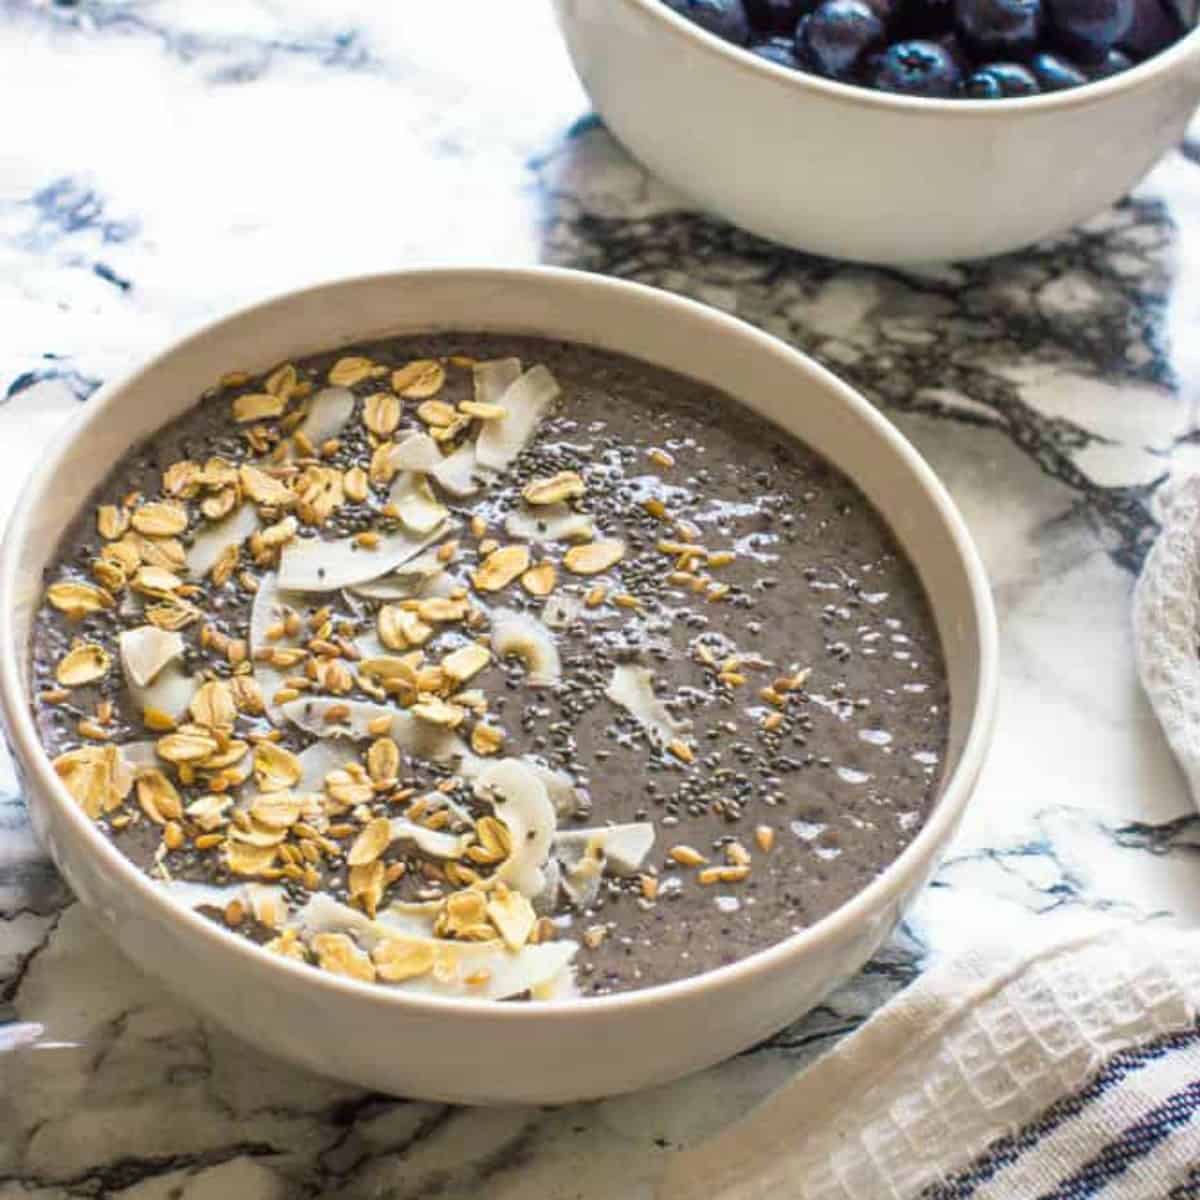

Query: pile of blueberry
[661,0,1185,96]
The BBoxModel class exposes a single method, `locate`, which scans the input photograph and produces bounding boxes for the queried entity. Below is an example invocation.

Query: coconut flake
[249,571,309,724]
[281,697,482,774]
[119,626,192,721]
[119,625,184,687]
[474,758,557,899]
[476,365,560,472]
[504,503,595,545]
[294,386,355,447]
[388,433,444,473]
[555,823,655,876]
[431,441,491,498]
[295,893,576,1000]
[526,761,585,817]
[606,664,689,749]
[490,608,561,687]
[277,519,449,591]
[388,818,470,859]
[295,739,360,793]
[474,357,522,406]
[348,549,446,601]
[542,594,584,630]
[388,472,448,534]
[187,502,259,578]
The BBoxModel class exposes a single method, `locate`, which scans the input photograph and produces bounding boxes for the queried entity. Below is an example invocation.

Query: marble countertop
[3,1,1200,1196]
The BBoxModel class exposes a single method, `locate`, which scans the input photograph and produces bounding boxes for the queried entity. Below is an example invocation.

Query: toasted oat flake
[373,935,436,982]
[239,465,294,509]
[366,736,400,784]
[189,680,237,729]
[348,817,392,866]
[441,643,490,685]
[522,471,585,506]
[416,399,456,428]
[53,744,132,819]
[254,741,303,792]
[328,356,375,387]
[412,697,466,728]
[486,886,537,950]
[520,562,557,597]
[348,861,385,915]
[563,539,625,576]
[156,730,219,764]
[363,392,402,437]
[136,768,184,823]
[47,580,113,619]
[459,400,506,420]
[130,502,189,538]
[470,723,505,756]
[249,792,304,829]
[233,392,285,423]
[472,544,530,593]
[392,359,446,399]
[55,643,110,688]
[312,931,377,981]
[97,505,130,540]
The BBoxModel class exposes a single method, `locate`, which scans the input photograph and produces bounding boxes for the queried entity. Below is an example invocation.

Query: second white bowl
[553,0,1200,264]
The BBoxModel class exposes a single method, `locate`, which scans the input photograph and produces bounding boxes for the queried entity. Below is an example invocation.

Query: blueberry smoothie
[29,335,949,998]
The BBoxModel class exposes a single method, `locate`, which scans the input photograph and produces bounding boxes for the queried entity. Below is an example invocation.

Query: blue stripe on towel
[922,1026,1200,1200]
[1166,1165,1200,1198]
[1033,1077,1200,1198]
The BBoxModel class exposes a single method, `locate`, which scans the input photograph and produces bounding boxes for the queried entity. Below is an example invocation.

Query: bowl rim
[0,265,998,1023]
[618,0,1200,114]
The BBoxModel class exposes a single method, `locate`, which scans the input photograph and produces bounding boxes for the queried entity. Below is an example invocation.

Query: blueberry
[1119,0,1182,57]
[1089,45,1134,73]
[954,0,1043,57]
[1029,48,1090,85]
[661,0,752,43]
[872,38,963,92]
[797,0,886,77]
[964,60,1041,93]
[744,0,812,33]
[1047,0,1134,59]
[751,34,804,63]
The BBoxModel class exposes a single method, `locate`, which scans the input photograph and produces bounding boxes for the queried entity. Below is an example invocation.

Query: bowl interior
[1,267,994,1001]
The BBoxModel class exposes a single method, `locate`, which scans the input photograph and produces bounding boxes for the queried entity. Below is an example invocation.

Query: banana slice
[490,608,561,686]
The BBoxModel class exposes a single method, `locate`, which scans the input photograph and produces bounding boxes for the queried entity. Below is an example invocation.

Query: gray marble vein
[2,0,1200,1194]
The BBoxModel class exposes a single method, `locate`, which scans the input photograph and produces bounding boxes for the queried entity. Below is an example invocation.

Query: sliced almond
[563,539,625,575]
[392,359,446,399]
[55,643,110,688]
[472,544,530,593]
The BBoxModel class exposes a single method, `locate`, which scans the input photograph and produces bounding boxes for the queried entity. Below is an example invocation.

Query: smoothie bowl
[0,268,997,1103]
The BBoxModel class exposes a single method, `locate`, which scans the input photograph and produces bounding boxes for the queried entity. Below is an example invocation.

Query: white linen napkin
[659,921,1200,1199]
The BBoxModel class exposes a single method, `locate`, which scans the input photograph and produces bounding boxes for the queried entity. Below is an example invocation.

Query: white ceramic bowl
[0,268,997,1103]
[552,0,1200,264]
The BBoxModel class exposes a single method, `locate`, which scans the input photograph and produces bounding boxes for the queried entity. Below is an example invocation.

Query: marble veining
[3,0,1200,1195]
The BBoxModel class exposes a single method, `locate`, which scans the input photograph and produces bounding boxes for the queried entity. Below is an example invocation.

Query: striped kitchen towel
[660,921,1200,1199]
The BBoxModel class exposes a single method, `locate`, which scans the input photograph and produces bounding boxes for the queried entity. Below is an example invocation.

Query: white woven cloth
[659,922,1200,1200]
[1134,474,1200,805]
